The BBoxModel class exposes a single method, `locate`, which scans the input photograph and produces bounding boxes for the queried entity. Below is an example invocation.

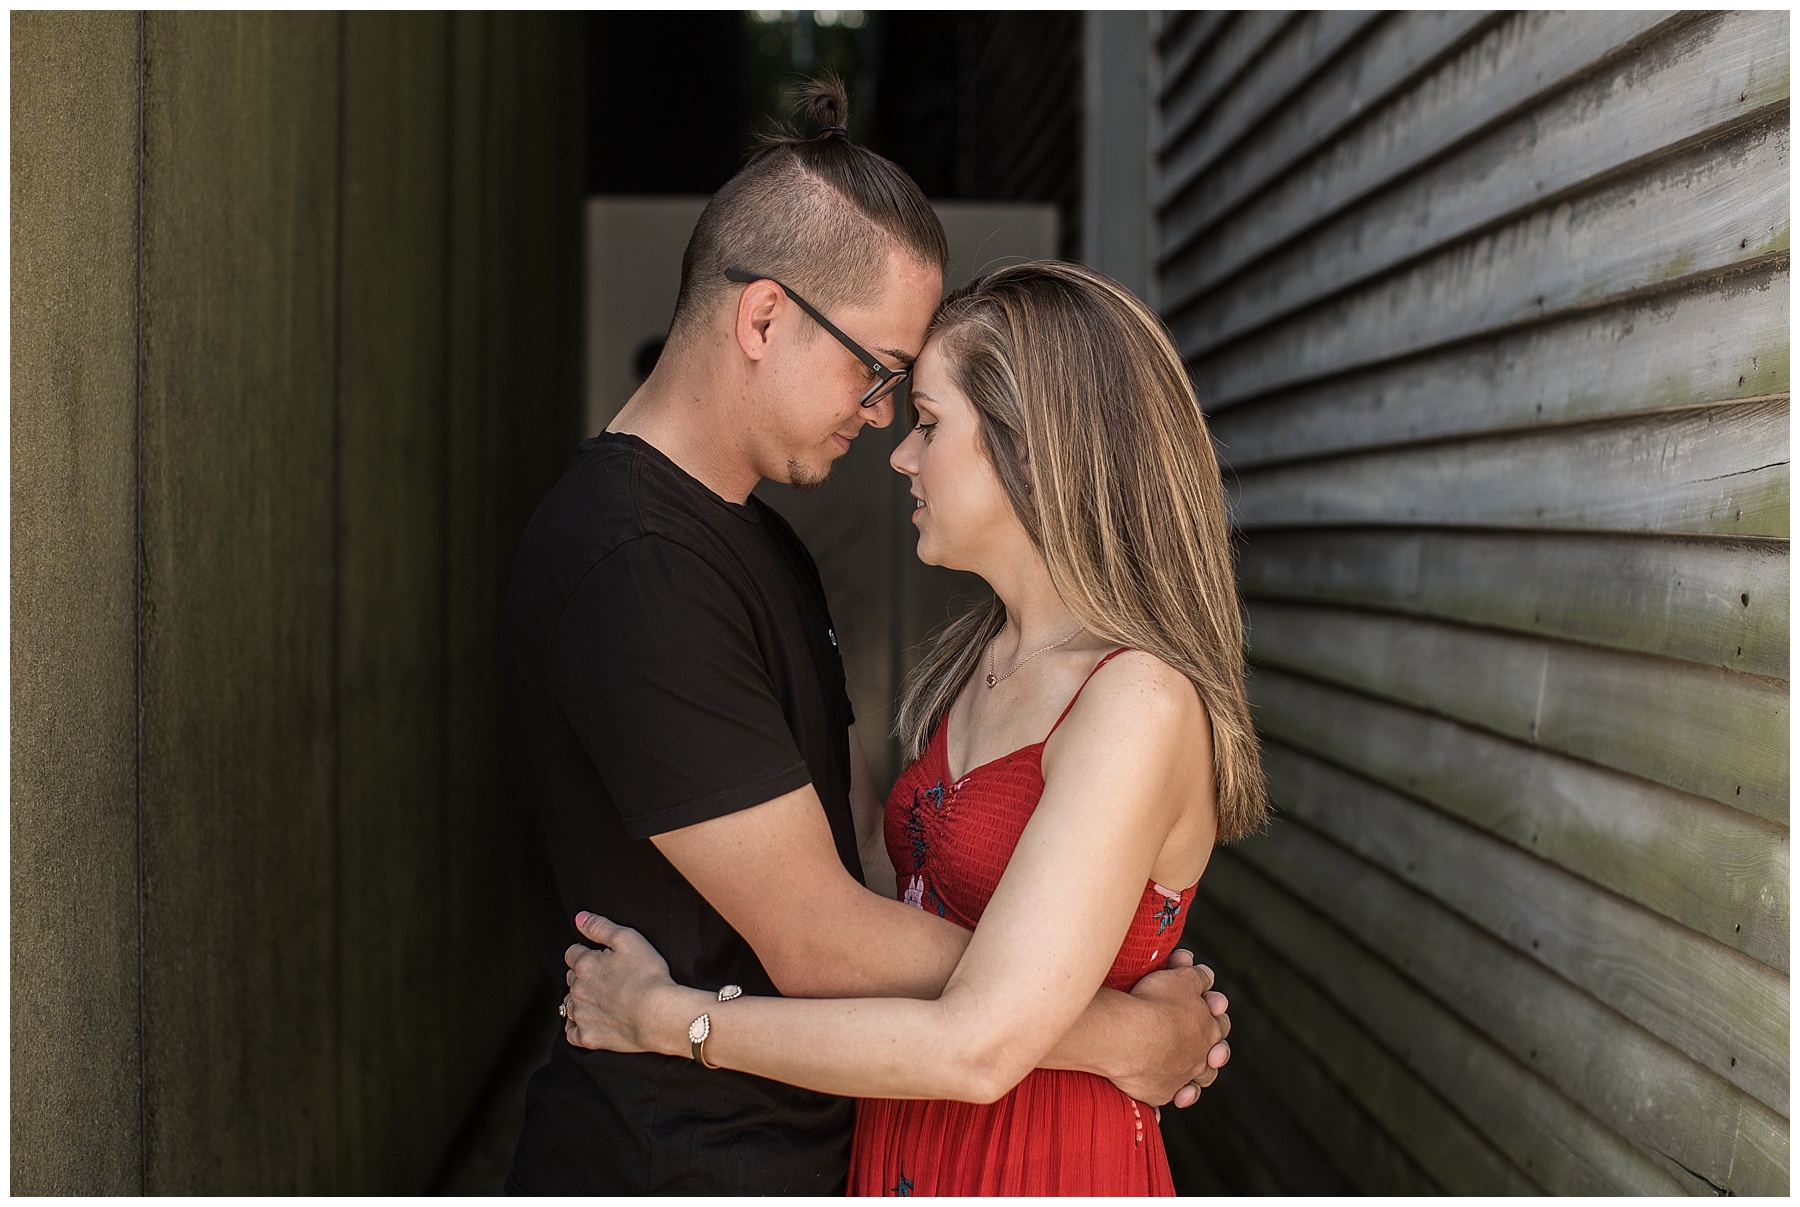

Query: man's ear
[734,281,785,362]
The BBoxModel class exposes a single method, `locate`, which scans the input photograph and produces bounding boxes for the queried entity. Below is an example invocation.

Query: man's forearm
[771,890,973,999]
[1037,986,1147,1080]
[1040,963,1228,1106]
[792,726,974,997]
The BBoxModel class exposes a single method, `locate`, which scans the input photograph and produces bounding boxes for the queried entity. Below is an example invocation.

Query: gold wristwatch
[689,984,742,1069]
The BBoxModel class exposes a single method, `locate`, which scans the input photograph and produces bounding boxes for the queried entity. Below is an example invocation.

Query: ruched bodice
[848,651,1188,1196]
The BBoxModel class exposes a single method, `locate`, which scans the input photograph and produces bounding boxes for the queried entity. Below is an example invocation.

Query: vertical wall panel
[10,10,145,1194]
[14,11,585,1193]
[334,12,454,1192]
[447,9,548,1082]
[439,12,523,1170]
[1151,9,1789,1195]
[436,7,587,1145]
[1083,10,1153,299]
[138,12,344,1191]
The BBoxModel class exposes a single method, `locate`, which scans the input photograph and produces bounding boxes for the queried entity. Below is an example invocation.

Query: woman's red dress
[848,650,1193,1196]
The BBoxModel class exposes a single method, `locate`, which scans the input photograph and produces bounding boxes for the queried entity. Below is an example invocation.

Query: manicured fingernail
[575,912,592,927]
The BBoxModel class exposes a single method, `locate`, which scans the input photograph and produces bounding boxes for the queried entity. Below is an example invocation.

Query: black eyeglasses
[725,267,911,409]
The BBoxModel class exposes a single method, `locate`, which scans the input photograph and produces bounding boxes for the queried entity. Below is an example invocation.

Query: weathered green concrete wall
[12,12,584,1193]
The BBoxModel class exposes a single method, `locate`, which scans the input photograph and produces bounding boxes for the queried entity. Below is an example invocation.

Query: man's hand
[1112,949,1231,1108]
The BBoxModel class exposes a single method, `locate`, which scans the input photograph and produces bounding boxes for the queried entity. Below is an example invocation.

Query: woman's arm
[564,652,1216,1103]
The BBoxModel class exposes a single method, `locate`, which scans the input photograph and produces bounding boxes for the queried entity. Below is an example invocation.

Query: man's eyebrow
[879,347,917,369]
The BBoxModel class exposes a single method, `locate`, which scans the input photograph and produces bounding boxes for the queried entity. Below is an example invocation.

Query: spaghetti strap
[1045,647,1132,740]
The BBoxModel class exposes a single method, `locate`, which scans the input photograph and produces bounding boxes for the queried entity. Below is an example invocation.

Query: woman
[562,261,1267,1195]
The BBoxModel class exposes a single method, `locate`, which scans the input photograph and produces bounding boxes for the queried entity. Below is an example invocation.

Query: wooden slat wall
[12,12,584,1193]
[137,13,346,1189]
[1150,11,1788,1196]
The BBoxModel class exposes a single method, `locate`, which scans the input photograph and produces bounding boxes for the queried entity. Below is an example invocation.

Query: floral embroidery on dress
[904,781,946,871]
[902,873,948,917]
[901,783,952,917]
[1151,883,1184,934]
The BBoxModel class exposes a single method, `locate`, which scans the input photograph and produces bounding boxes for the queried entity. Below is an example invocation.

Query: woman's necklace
[985,625,1085,688]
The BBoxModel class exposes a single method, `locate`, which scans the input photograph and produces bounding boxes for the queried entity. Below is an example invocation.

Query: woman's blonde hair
[895,261,1268,843]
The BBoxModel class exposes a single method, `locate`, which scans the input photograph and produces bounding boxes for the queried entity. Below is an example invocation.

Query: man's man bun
[794,75,850,137]
[757,75,853,149]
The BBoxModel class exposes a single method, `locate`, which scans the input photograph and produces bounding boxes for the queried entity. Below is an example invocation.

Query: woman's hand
[562,912,682,1055]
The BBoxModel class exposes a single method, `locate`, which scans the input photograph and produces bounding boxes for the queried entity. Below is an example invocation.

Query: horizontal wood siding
[1209,261,1788,468]
[1251,671,1787,971]
[1237,528,1789,676]
[1233,398,1789,538]
[1154,10,1788,1195]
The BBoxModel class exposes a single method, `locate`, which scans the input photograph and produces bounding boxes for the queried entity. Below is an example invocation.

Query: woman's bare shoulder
[1061,648,1210,747]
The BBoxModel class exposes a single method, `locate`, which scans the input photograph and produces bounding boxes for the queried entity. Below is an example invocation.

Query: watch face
[688,1013,710,1044]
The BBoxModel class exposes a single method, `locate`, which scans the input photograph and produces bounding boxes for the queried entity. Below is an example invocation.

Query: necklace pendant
[985,672,997,688]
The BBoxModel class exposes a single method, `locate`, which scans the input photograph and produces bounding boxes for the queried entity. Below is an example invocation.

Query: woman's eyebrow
[910,389,938,405]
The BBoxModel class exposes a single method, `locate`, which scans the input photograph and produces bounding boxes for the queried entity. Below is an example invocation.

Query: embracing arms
[568,656,1226,1103]
[839,721,1230,1100]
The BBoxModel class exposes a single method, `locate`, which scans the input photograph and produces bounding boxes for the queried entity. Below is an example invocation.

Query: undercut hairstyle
[668,76,950,341]
[895,262,1270,845]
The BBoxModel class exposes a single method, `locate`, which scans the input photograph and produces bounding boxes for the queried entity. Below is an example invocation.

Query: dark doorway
[587,11,1080,244]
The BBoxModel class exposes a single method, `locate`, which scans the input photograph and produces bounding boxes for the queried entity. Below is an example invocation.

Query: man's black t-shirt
[502,432,860,1194]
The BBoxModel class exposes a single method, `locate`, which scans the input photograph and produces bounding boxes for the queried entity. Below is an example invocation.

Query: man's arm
[847,724,899,895]
[550,531,1226,1099]
[580,662,1233,1106]
[1041,951,1231,1106]
[650,780,970,999]
[645,726,1228,1103]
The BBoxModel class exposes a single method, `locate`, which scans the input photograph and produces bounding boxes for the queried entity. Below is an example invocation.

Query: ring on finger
[558,998,570,1019]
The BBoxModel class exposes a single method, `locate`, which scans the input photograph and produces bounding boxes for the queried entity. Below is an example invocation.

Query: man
[502,85,1229,1195]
